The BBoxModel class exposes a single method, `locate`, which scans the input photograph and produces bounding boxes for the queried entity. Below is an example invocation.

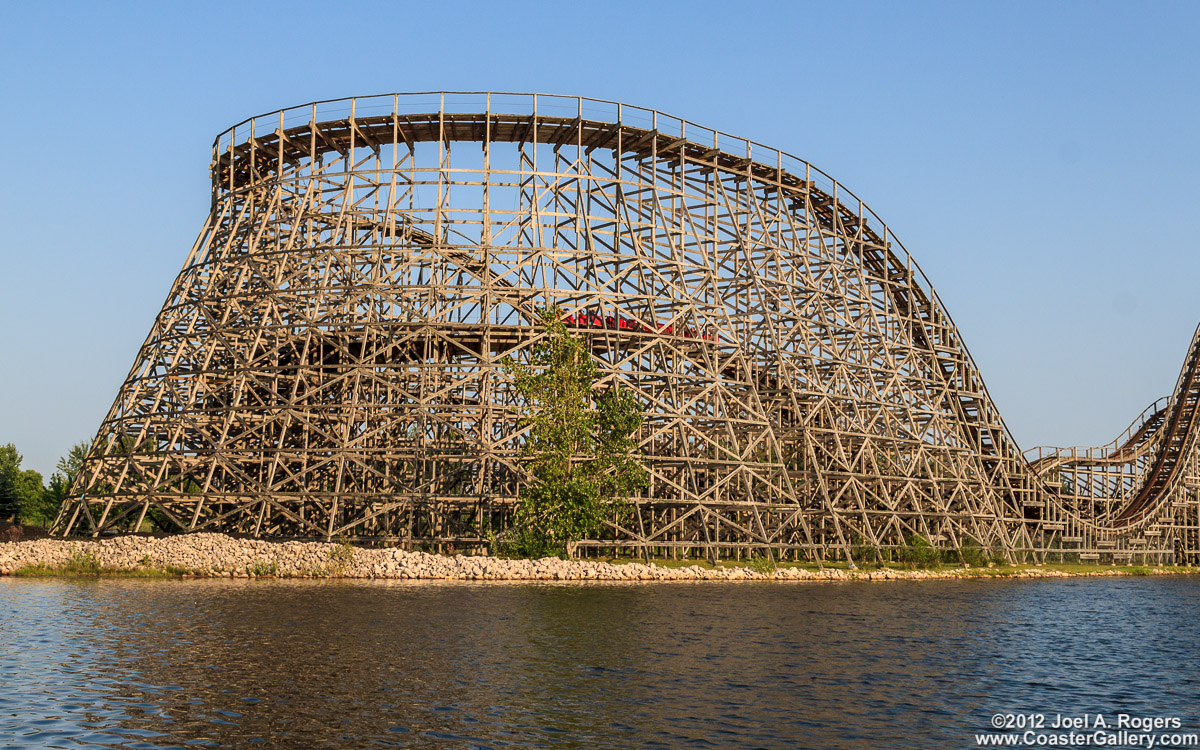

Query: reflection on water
[2,577,1199,748]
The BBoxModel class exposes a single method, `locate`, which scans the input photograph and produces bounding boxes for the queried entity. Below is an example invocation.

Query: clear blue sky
[2,0,1198,478]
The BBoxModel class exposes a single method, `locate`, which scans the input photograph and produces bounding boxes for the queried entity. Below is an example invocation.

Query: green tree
[15,468,45,522]
[0,440,94,528]
[35,472,71,527]
[501,309,647,557]
[0,444,23,522]
[58,440,91,488]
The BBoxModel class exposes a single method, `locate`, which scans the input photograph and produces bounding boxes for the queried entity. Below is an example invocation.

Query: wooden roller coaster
[53,93,1200,564]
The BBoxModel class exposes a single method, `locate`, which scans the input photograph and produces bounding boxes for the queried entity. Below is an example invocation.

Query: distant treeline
[0,441,89,528]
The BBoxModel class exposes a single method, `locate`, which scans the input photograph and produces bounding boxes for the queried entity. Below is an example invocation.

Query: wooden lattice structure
[54,93,1200,564]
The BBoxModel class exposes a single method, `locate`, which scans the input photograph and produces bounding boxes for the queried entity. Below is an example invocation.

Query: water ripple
[1,578,1199,747]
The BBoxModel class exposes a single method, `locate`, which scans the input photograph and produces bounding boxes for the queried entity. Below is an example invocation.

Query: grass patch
[247,560,279,577]
[12,549,205,579]
[328,541,355,566]
[13,565,182,579]
[299,564,332,578]
[313,541,358,576]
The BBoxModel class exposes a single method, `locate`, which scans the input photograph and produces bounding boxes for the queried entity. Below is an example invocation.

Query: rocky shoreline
[0,533,1189,582]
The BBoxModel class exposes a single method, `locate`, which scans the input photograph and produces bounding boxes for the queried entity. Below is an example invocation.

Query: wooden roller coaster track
[53,93,1200,565]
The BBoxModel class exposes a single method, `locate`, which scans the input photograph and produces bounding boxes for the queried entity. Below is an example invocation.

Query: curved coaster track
[54,93,1200,564]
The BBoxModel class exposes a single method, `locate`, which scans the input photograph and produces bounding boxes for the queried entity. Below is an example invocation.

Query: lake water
[2,576,1199,748]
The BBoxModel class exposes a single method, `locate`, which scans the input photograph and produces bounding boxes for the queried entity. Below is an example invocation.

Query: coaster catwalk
[55,93,1200,564]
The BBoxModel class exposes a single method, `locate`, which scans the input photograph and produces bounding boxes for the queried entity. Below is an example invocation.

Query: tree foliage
[0,444,21,522]
[16,468,44,517]
[58,440,90,487]
[500,309,647,557]
[0,440,92,527]
[35,440,93,527]
[40,473,71,526]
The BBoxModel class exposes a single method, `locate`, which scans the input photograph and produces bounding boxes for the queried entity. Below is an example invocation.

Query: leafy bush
[898,534,941,568]
[490,526,561,560]
[958,539,994,567]
[850,533,881,566]
[746,553,777,575]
